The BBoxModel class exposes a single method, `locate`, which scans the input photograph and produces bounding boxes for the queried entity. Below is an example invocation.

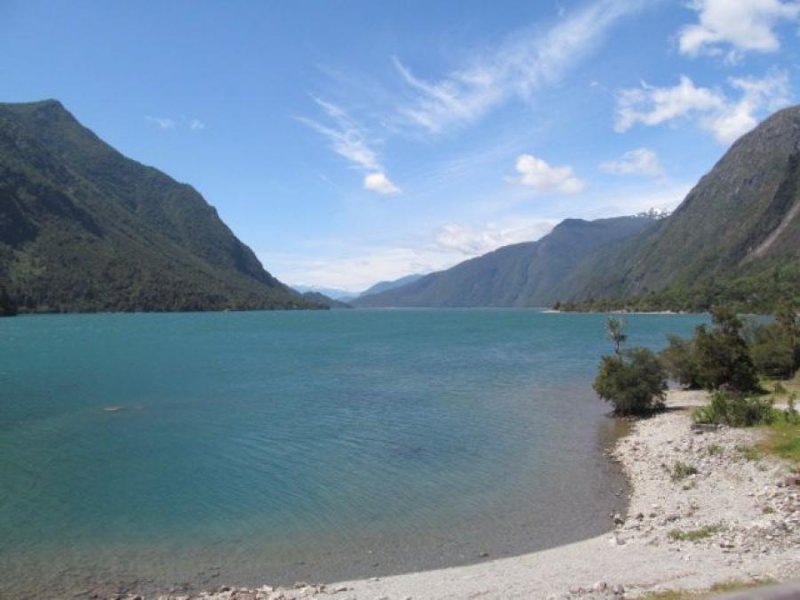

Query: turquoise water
[0,310,704,598]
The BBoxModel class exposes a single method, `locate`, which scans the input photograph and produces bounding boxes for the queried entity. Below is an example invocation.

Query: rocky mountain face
[562,105,800,309]
[0,100,320,312]
[353,216,657,307]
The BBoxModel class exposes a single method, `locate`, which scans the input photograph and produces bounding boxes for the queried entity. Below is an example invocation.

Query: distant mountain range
[0,100,321,313]
[353,216,657,307]
[355,105,800,312]
[358,274,424,298]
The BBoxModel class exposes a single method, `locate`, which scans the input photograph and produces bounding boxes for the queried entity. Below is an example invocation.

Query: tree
[659,334,700,388]
[0,283,17,317]
[606,317,627,355]
[748,303,799,379]
[593,348,667,416]
[693,307,759,392]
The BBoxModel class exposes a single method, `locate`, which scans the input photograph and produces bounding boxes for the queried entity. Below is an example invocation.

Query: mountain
[358,274,424,298]
[300,291,351,309]
[352,216,657,308]
[0,100,320,313]
[293,285,356,301]
[561,105,800,311]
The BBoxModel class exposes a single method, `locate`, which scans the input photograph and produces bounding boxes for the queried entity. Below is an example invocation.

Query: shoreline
[172,390,800,600]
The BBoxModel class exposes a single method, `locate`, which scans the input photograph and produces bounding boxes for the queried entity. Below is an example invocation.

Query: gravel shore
[130,390,800,599]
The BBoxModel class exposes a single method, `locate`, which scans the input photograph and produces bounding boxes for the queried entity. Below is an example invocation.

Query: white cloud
[614,76,725,132]
[145,116,176,130]
[262,218,556,291]
[261,246,443,292]
[614,71,791,144]
[678,0,800,60]
[145,115,207,131]
[434,220,556,255]
[299,97,402,195]
[511,154,585,194]
[700,71,792,143]
[363,172,401,195]
[299,98,381,171]
[600,148,664,177]
[394,0,646,134]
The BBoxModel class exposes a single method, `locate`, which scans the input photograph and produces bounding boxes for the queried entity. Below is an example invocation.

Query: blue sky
[2,0,799,292]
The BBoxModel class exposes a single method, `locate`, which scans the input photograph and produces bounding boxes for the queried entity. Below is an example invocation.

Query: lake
[0,309,704,598]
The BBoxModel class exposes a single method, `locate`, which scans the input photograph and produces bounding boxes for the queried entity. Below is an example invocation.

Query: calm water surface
[0,309,704,598]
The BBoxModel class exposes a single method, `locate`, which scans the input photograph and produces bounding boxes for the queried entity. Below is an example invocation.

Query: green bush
[751,336,796,379]
[693,390,775,427]
[693,308,759,392]
[670,461,698,481]
[660,334,700,388]
[747,305,799,379]
[593,347,667,416]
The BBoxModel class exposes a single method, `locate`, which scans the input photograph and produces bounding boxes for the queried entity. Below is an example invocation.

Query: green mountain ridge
[352,216,657,308]
[0,99,320,313]
[561,104,800,311]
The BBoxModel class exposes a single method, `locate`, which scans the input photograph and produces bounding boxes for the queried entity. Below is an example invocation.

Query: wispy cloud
[393,0,647,134]
[678,0,800,62]
[510,154,585,194]
[145,116,176,130]
[263,217,556,291]
[145,115,206,131]
[434,220,556,255]
[299,97,401,195]
[614,70,791,144]
[600,148,664,177]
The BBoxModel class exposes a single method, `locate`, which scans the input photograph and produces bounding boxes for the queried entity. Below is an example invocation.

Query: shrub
[659,334,700,388]
[693,308,759,392]
[668,524,720,541]
[748,320,797,379]
[693,390,775,427]
[593,347,667,416]
[670,461,698,482]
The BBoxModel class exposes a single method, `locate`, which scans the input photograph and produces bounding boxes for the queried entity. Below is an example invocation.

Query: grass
[707,444,723,456]
[760,417,800,465]
[667,524,720,542]
[764,371,800,396]
[640,578,776,599]
[670,461,699,482]
[735,444,763,461]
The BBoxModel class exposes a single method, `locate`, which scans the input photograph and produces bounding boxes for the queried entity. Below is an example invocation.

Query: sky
[2,0,800,292]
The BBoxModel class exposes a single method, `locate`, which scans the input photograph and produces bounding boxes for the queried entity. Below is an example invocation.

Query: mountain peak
[0,99,320,312]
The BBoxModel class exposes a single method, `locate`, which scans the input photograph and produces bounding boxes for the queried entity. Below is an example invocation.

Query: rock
[612,584,625,595]
[592,580,608,592]
[691,423,719,434]
[478,551,490,558]
[612,513,624,526]
[568,586,584,594]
